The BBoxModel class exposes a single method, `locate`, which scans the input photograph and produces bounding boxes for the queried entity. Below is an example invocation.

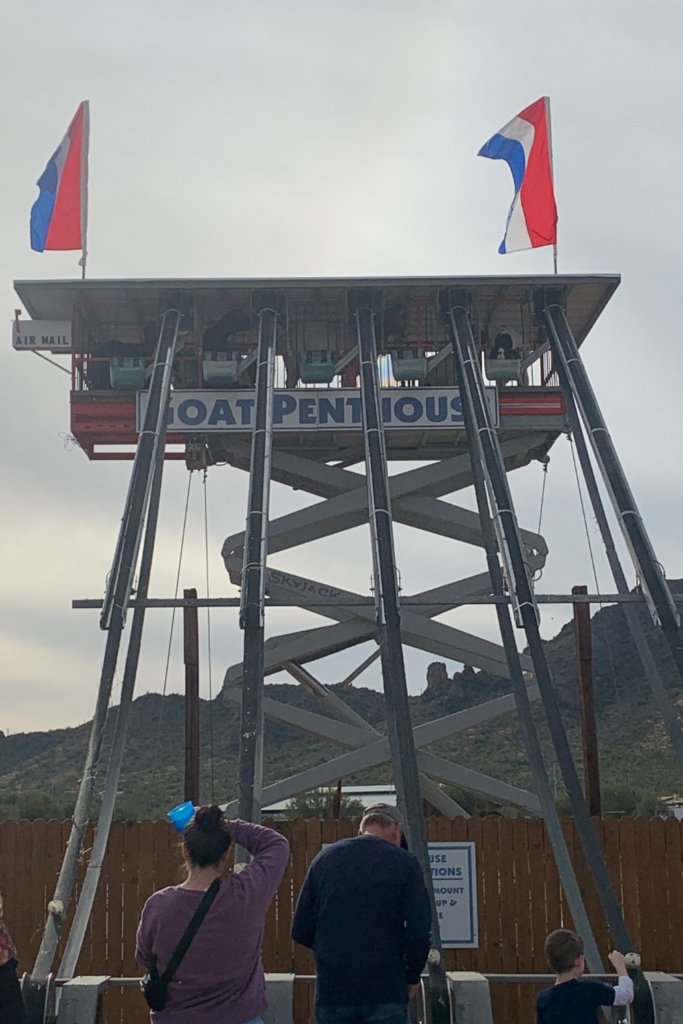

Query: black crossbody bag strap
[161,877,221,984]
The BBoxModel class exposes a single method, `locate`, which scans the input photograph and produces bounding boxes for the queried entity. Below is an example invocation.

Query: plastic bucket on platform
[168,800,196,833]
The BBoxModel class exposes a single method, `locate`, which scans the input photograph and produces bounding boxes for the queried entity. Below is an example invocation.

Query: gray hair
[360,811,399,832]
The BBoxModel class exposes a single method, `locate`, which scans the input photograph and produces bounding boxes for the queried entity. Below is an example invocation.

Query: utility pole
[573,586,601,817]
[184,588,200,805]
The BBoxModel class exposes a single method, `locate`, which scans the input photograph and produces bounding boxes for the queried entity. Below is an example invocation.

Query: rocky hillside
[2,583,683,819]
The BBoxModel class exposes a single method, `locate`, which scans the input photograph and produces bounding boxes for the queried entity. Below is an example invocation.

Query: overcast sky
[1,0,682,737]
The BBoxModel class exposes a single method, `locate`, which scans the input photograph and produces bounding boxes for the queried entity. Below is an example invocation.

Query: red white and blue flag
[30,101,89,255]
[479,97,557,254]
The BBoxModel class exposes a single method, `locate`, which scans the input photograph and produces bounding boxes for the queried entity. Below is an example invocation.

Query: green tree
[284,788,365,819]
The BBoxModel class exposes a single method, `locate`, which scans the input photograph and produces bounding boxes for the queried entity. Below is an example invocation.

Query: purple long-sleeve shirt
[135,820,289,1024]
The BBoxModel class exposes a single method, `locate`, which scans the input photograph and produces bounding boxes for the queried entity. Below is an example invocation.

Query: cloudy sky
[1,0,682,736]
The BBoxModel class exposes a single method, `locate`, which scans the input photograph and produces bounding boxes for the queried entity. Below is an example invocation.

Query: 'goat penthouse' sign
[138,387,498,432]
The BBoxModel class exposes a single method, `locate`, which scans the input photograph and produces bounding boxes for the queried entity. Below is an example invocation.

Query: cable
[203,469,216,803]
[537,461,549,535]
[569,435,600,595]
[147,471,194,816]
[569,434,621,704]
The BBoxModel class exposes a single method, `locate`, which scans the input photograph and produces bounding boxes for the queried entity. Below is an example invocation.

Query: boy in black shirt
[537,929,633,1024]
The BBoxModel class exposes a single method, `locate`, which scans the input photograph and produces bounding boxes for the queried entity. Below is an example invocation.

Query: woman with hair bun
[136,806,289,1023]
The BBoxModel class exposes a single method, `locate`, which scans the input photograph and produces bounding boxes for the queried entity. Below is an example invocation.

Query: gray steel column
[448,300,603,972]
[352,292,450,1024]
[546,315,683,772]
[31,308,183,986]
[448,302,632,953]
[544,305,683,674]
[56,356,174,981]
[236,296,278,852]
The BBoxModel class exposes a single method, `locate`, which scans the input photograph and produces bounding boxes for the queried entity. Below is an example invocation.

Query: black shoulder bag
[141,878,221,1012]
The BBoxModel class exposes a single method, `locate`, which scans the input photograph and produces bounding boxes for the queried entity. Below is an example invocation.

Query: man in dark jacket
[292,804,431,1024]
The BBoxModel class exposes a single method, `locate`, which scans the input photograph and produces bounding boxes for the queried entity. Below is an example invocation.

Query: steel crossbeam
[221,436,548,565]
[223,565,535,682]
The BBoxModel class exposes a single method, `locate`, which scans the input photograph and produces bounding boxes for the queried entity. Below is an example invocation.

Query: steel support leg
[448,300,603,971]
[30,309,183,989]
[56,363,174,981]
[448,302,632,953]
[236,296,279,857]
[546,316,683,772]
[353,292,450,1024]
[544,304,683,671]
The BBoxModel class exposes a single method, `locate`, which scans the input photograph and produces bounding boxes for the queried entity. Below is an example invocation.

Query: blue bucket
[168,800,196,833]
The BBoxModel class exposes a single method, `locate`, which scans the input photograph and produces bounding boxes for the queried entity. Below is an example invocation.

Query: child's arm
[608,951,634,1006]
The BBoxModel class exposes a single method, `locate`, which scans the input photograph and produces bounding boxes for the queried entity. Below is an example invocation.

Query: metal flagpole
[544,96,558,275]
[78,100,89,281]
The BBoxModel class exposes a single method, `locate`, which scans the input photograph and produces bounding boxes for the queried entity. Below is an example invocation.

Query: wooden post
[332,780,342,819]
[573,585,602,817]
[183,588,200,805]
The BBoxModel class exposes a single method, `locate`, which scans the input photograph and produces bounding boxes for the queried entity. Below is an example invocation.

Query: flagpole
[545,96,558,275]
[79,100,90,280]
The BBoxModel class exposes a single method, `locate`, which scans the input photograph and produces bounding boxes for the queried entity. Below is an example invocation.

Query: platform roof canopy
[14,274,619,357]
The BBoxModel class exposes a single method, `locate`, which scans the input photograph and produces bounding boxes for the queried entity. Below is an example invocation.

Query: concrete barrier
[53,973,296,1024]
[56,977,109,1024]
[644,973,683,1024]
[446,971,493,1024]
[265,973,296,1024]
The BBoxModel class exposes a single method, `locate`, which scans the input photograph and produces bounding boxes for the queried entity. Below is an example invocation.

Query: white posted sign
[429,841,478,947]
[12,320,72,351]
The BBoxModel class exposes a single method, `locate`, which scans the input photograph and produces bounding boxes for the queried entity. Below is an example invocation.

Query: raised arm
[608,951,635,1007]
[228,820,290,907]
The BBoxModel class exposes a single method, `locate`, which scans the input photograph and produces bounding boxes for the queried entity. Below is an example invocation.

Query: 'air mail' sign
[12,320,72,351]
[138,387,498,432]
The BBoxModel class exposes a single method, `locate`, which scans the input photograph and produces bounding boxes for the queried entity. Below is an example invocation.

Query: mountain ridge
[2,583,683,818]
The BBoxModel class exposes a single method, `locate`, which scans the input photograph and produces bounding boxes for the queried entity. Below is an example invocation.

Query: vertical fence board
[0,822,17,963]
[512,818,535,1024]
[275,821,294,974]
[664,817,683,972]
[602,816,622,925]
[14,820,34,967]
[648,817,669,970]
[291,818,310,977]
[634,817,656,965]
[543,816,562,934]
[465,816,485,974]
[527,818,547,974]
[480,815,502,973]
[587,818,610,959]
[498,818,518,1024]
[104,821,124,1024]
[120,822,141,1024]
[619,816,640,953]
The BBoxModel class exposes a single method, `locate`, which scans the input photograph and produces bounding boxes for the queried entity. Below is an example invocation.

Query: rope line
[568,434,620,704]
[203,470,216,803]
[569,435,600,595]
[147,471,193,816]
[540,460,548,532]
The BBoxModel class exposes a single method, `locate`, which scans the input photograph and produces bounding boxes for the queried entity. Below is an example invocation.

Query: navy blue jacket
[291,834,431,1006]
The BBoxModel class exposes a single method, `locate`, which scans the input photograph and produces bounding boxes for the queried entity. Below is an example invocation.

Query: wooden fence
[2,815,683,1024]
